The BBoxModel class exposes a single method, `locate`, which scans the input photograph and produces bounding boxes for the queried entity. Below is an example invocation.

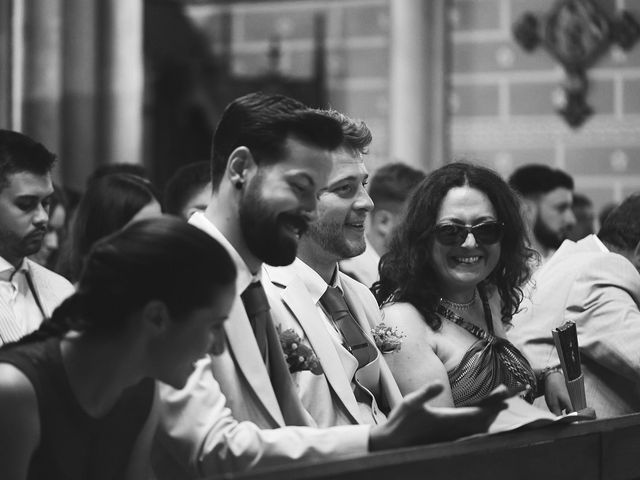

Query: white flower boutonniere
[278,327,324,375]
[371,323,405,353]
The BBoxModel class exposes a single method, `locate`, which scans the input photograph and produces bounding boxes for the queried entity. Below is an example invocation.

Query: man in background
[164,161,212,220]
[0,130,73,345]
[340,162,425,287]
[510,194,640,418]
[508,164,576,264]
[568,192,595,241]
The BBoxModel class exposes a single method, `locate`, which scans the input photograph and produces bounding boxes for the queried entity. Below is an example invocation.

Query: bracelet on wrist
[536,366,563,396]
[541,365,563,382]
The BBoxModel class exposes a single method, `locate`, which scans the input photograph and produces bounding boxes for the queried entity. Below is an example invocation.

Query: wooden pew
[212,413,640,480]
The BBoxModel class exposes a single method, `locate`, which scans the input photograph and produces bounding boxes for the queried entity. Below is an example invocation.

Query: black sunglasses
[432,221,504,246]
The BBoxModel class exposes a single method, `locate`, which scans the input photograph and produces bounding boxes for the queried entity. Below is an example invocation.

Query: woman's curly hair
[372,162,535,330]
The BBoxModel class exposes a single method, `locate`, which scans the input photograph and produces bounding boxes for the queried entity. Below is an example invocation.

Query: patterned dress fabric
[442,288,537,407]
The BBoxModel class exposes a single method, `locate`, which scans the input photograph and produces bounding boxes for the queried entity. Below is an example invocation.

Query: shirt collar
[189,211,259,294]
[292,257,342,304]
[591,234,609,253]
[0,256,27,282]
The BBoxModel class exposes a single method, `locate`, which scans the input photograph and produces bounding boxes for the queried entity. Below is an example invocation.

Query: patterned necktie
[240,280,311,426]
[320,286,376,369]
[240,281,270,364]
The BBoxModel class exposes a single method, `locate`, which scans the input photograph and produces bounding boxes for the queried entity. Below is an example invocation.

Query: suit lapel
[224,295,285,426]
[269,266,363,424]
[341,274,403,409]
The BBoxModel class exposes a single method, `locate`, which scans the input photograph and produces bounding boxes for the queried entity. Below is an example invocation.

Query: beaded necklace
[436,286,493,338]
[439,289,477,312]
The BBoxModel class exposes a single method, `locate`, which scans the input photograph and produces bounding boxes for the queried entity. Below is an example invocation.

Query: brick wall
[451,0,640,215]
[186,0,640,213]
[185,0,391,172]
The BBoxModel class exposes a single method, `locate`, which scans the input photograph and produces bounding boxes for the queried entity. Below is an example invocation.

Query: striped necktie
[320,286,376,369]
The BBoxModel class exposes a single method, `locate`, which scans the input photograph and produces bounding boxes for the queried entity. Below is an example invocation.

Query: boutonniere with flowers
[277,327,324,375]
[371,323,405,353]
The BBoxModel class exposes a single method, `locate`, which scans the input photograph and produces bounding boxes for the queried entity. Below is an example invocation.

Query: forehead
[436,186,496,221]
[1,171,53,197]
[327,148,368,183]
[540,187,573,206]
[269,136,333,179]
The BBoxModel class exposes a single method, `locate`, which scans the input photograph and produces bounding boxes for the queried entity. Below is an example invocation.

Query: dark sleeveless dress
[440,288,538,407]
[0,337,155,480]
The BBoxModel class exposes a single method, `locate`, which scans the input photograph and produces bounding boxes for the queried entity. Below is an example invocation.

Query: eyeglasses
[432,221,504,246]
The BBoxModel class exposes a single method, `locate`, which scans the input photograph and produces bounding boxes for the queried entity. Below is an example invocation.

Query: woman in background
[373,162,539,407]
[0,216,236,480]
[57,173,162,282]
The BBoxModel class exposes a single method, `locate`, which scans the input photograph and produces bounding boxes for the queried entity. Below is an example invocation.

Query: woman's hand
[544,371,573,415]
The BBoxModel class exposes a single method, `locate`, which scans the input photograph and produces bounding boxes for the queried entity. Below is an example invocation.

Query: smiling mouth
[453,256,480,264]
[282,222,304,238]
[346,223,364,230]
[279,214,309,238]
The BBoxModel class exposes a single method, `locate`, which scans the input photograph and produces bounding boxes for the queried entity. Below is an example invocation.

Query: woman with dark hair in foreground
[0,216,236,480]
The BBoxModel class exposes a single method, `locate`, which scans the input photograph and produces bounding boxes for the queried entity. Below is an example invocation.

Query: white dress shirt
[0,256,45,340]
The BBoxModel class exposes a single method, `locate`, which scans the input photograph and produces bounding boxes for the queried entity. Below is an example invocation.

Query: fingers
[548,400,563,416]
[404,381,445,408]
[469,384,514,408]
[562,397,575,414]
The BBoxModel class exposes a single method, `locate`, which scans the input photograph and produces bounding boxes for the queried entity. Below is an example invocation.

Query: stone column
[0,0,13,129]
[62,0,98,192]
[100,0,144,166]
[21,0,63,168]
[389,0,449,171]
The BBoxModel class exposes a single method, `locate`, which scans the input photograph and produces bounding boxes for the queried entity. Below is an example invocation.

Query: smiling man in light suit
[264,111,403,427]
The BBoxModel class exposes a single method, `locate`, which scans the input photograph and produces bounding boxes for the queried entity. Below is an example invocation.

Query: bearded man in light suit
[264,111,402,427]
[153,93,510,479]
[510,193,640,418]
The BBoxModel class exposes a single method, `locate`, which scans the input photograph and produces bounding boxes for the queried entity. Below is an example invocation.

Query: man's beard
[238,181,309,267]
[305,220,366,261]
[0,228,45,264]
[533,216,564,250]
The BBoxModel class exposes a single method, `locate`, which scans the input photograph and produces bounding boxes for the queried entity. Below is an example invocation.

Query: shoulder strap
[477,284,495,334]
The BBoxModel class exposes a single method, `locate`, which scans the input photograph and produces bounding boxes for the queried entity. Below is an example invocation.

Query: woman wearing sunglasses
[373,162,539,407]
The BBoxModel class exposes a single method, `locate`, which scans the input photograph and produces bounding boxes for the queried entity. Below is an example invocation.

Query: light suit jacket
[509,235,640,418]
[264,263,402,427]
[154,213,369,479]
[0,259,73,345]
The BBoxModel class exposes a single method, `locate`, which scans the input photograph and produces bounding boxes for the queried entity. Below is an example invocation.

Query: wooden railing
[213,413,640,480]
